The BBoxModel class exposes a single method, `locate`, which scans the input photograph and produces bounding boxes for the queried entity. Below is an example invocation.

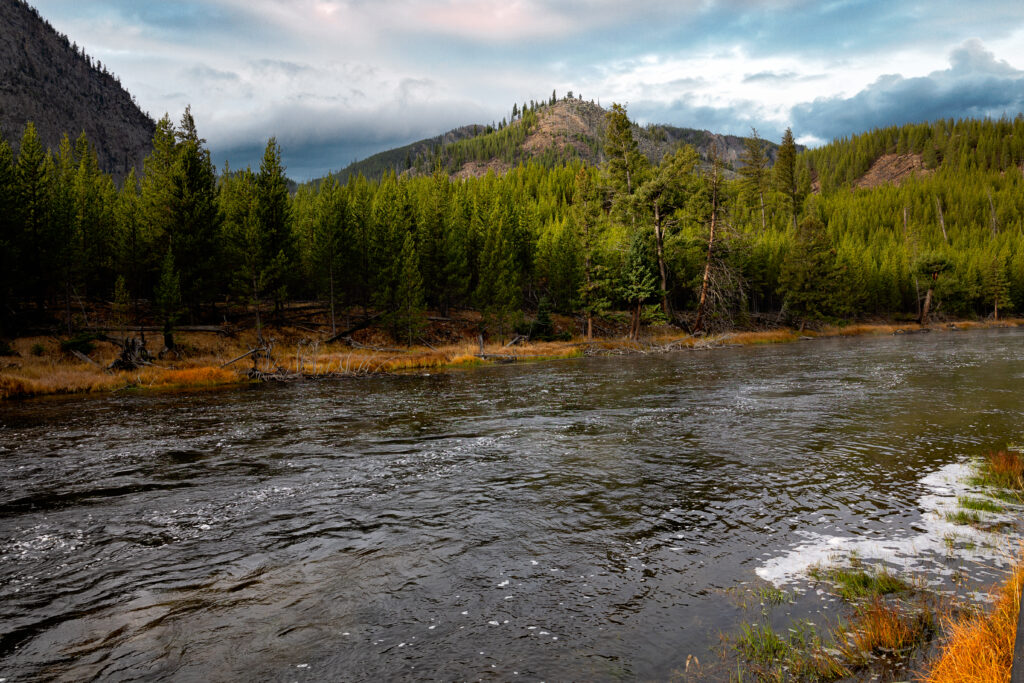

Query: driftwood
[475,353,519,363]
[221,348,260,368]
[108,337,154,371]
[70,349,101,367]
[325,313,385,343]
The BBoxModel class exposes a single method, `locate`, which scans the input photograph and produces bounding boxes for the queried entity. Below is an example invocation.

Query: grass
[842,596,935,663]
[969,450,1024,491]
[733,620,849,681]
[956,496,1004,514]
[925,558,1024,682]
[945,509,982,526]
[733,592,937,681]
[810,562,912,601]
[753,586,791,606]
[3,318,1023,401]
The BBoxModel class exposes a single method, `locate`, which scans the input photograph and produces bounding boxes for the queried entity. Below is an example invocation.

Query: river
[2,328,1023,681]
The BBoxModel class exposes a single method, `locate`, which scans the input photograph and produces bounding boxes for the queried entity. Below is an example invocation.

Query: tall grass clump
[925,559,1024,682]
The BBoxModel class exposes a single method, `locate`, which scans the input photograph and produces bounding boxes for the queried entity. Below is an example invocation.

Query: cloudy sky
[30,0,1024,180]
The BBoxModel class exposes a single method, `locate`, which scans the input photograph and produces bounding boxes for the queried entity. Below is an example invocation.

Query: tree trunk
[935,196,948,243]
[694,163,719,334]
[584,252,594,341]
[329,266,337,337]
[64,279,72,336]
[987,188,998,236]
[253,276,263,343]
[653,204,669,315]
[758,191,766,233]
[919,288,933,325]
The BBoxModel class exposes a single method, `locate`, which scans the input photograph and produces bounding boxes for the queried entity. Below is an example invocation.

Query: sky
[29,0,1024,180]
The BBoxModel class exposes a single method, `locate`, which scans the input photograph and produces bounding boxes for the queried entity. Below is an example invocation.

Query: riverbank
[1,318,1022,400]
[725,447,1024,682]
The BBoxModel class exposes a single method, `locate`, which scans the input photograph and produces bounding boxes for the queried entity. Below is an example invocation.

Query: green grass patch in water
[957,496,1003,513]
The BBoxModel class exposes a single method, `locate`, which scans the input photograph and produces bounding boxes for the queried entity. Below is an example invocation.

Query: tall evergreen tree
[168,107,221,315]
[774,127,799,230]
[738,128,770,232]
[15,123,52,311]
[620,231,657,340]
[636,145,699,314]
[254,137,294,316]
[570,167,609,339]
[0,134,15,332]
[392,230,426,345]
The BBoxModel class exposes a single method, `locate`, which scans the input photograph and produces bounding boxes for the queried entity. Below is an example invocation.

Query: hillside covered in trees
[2,99,1024,348]
[330,95,787,183]
[0,0,155,177]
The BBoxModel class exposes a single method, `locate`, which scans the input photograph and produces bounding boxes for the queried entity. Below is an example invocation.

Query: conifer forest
[3,99,1024,346]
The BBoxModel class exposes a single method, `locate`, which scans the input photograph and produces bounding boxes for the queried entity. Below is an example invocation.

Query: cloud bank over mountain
[29,0,1024,178]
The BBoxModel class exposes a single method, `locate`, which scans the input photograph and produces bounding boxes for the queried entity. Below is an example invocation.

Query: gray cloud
[630,98,787,144]
[791,40,1024,141]
[210,98,489,180]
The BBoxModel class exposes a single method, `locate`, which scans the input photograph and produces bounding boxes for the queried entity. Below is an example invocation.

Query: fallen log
[325,313,385,344]
[221,348,260,368]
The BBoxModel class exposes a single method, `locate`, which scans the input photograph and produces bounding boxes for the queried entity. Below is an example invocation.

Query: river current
[2,329,1023,681]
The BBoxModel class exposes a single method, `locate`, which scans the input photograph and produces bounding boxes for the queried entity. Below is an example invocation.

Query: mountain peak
[0,0,156,175]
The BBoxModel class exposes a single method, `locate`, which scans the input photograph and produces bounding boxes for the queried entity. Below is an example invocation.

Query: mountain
[0,0,155,176]
[329,97,788,183]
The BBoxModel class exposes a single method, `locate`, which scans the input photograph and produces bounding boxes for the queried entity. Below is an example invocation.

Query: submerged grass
[810,562,912,601]
[945,509,983,526]
[733,620,849,681]
[957,496,1004,514]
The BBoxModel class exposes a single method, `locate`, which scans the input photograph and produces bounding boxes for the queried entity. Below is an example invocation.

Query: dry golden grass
[824,323,906,337]
[845,597,934,657]
[925,558,1024,683]
[729,330,801,345]
[3,317,1023,400]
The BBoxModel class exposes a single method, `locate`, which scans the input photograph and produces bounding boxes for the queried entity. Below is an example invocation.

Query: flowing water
[2,329,1024,681]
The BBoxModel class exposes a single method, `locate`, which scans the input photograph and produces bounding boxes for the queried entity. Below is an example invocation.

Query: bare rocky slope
[0,0,155,176]
[332,98,789,183]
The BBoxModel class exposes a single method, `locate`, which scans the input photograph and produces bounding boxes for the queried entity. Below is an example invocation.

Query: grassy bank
[2,317,1022,401]
[724,448,1024,682]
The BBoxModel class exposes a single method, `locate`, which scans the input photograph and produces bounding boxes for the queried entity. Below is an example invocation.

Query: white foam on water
[756,461,1021,589]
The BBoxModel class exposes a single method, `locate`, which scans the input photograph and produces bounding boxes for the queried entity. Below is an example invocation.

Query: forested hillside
[2,100,1023,346]
[0,0,155,176]
[331,95,786,183]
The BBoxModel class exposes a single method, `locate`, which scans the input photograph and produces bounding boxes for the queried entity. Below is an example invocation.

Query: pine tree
[775,127,799,230]
[114,169,146,329]
[169,107,221,315]
[51,134,81,333]
[392,230,426,345]
[604,103,644,197]
[778,215,841,325]
[155,247,182,351]
[0,133,15,332]
[254,137,294,316]
[738,128,770,232]
[308,176,348,335]
[636,145,699,314]
[620,232,657,340]
[15,122,52,310]
[570,167,608,339]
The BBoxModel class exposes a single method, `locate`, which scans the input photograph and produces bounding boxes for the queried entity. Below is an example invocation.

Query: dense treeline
[2,107,1024,345]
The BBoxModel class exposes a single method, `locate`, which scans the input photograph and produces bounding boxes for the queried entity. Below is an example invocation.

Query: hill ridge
[0,0,155,176]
